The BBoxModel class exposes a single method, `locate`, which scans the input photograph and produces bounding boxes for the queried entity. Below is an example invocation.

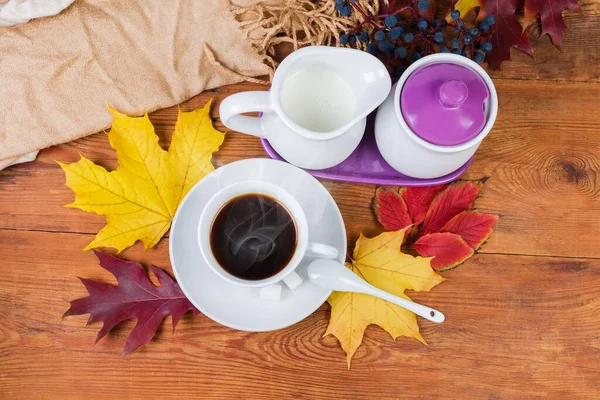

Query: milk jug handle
[219,91,271,138]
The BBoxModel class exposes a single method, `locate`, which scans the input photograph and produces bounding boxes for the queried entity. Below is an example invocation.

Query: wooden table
[1,4,600,399]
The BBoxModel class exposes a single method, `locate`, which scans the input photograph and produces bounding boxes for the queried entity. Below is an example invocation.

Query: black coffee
[210,193,297,280]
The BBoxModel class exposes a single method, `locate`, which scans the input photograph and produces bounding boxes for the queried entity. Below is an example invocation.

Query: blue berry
[440,47,450,53]
[411,52,422,62]
[461,50,467,57]
[418,20,428,30]
[469,28,479,37]
[358,31,369,43]
[378,40,394,53]
[374,30,386,41]
[340,5,351,16]
[463,34,472,44]
[478,22,489,31]
[395,47,408,59]
[485,14,496,25]
[457,20,465,29]
[335,0,344,3]
[451,38,460,48]
[453,28,460,34]
[433,19,440,28]
[389,26,403,40]
[451,10,460,20]
[349,0,357,2]
[385,15,398,27]
[451,48,461,55]
[481,42,492,52]
[473,51,485,63]
[339,34,349,45]
[403,32,414,43]
[366,43,377,54]
[433,32,444,44]
[349,34,356,44]
[335,3,344,11]
[418,0,429,11]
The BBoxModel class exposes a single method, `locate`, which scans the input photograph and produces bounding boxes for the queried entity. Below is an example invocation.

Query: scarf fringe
[230,0,382,78]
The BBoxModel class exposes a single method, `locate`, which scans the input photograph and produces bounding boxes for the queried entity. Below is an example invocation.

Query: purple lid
[400,62,490,146]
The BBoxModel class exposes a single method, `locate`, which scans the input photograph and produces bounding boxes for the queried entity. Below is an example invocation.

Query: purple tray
[260,115,472,186]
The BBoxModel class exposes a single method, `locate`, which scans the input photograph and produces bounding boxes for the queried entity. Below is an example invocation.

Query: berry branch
[335,0,496,78]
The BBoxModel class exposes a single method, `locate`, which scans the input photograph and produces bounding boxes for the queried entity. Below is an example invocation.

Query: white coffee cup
[198,180,338,292]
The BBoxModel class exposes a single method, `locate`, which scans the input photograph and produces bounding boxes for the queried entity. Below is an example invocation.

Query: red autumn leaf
[414,232,474,271]
[453,0,542,69]
[402,185,446,226]
[420,181,482,236]
[375,179,497,270]
[65,250,199,355]
[441,211,499,249]
[479,0,534,69]
[373,187,412,231]
[524,0,580,47]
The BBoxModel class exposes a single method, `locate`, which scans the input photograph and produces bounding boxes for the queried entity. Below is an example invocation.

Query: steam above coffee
[210,194,297,280]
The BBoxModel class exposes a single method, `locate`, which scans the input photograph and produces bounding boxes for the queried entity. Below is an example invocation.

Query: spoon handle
[359,282,445,324]
[308,259,445,324]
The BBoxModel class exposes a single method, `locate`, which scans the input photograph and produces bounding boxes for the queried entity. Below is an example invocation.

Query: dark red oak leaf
[440,211,499,249]
[414,233,474,271]
[65,250,199,355]
[524,0,580,47]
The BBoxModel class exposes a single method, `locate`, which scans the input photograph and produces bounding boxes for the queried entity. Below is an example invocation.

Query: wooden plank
[0,229,599,399]
[2,78,600,259]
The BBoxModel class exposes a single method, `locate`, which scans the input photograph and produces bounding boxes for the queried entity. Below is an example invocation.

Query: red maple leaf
[524,0,580,47]
[479,0,533,70]
[455,0,579,69]
[372,180,498,271]
[65,250,199,355]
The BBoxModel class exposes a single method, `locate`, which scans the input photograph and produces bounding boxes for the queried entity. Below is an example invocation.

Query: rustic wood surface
[1,3,600,399]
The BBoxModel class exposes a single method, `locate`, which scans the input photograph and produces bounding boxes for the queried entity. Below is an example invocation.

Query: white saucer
[169,159,346,332]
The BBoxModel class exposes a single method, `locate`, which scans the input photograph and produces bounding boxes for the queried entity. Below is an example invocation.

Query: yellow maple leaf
[326,228,445,367]
[446,0,480,23]
[58,100,225,252]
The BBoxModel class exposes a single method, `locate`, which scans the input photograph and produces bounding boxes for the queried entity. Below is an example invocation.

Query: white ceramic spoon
[307,259,445,323]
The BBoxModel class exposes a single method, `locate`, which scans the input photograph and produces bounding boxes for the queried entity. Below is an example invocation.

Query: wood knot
[560,162,587,184]
[549,156,599,198]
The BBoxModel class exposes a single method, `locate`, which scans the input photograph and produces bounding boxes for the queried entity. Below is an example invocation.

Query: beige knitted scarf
[0,0,380,169]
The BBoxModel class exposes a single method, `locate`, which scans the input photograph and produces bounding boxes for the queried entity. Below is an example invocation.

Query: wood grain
[1,229,599,399]
[2,79,599,258]
[1,4,600,399]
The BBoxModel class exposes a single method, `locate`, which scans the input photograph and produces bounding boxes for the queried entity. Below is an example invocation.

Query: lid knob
[439,79,468,108]
[400,62,490,146]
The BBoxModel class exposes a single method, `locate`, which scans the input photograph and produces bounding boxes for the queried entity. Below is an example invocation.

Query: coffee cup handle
[219,91,272,138]
[277,244,337,293]
[306,242,338,259]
